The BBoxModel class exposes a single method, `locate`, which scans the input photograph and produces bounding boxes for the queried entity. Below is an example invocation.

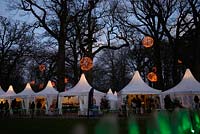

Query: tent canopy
[59,74,92,96]
[163,69,200,95]
[0,86,5,95]
[94,89,105,96]
[120,71,161,95]
[16,83,37,98]
[36,81,58,96]
[1,85,17,98]
[107,89,117,101]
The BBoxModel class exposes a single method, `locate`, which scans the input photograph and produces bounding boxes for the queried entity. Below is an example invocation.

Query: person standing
[194,95,199,109]
[30,101,35,118]
[36,100,42,116]
[4,100,10,117]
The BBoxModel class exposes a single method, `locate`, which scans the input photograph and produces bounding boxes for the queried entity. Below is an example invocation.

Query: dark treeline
[0,0,199,92]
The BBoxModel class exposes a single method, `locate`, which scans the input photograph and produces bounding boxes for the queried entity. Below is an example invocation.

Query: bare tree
[11,0,130,91]
[0,16,35,92]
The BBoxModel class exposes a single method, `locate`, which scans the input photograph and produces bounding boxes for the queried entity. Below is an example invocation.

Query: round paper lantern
[178,59,182,64]
[147,72,158,82]
[51,81,56,87]
[80,57,93,71]
[39,83,44,89]
[142,36,154,48]
[152,67,157,72]
[39,64,46,72]
[30,80,35,85]
[64,78,69,83]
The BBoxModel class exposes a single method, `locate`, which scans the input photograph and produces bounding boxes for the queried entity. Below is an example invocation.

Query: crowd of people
[0,100,10,118]
[0,99,45,118]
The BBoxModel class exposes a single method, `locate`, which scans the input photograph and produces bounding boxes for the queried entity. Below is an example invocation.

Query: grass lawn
[0,116,146,134]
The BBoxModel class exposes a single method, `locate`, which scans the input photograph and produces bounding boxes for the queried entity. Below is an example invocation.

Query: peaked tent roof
[94,89,105,96]
[120,71,161,95]
[36,81,58,96]
[107,89,113,94]
[114,91,117,96]
[0,86,5,95]
[1,85,17,98]
[107,88,117,100]
[59,74,92,96]
[16,83,37,98]
[163,69,200,94]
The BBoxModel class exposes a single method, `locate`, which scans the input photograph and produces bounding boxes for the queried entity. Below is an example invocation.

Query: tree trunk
[57,39,65,92]
[154,41,164,90]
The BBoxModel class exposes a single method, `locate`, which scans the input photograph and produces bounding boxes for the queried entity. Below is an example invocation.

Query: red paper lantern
[80,57,93,71]
[178,59,182,64]
[147,72,158,82]
[64,78,69,83]
[51,81,56,87]
[39,83,44,89]
[39,64,46,72]
[30,80,35,85]
[152,67,157,72]
[142,36,154,48]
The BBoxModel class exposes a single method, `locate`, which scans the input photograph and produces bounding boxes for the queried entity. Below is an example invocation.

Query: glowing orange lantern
[152,67,157,72]
[64,78,69,83]
[142,36,154,48]
[39,64,46,72]
[178,59,182,64]
[30,80,35,85]
[80,57,93,71]
[51,81,56,87]
[39,83,44,89]
[147,72,158,82]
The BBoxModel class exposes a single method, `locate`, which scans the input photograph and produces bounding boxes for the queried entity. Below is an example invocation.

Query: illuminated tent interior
[0,85,20,114]
[162,69,200,108]
[0,86,5,103]
[59,74,105,115]
[36,81,58,114]
[106,89,118,110]
[119,71,161,111]
[15,83,37,114]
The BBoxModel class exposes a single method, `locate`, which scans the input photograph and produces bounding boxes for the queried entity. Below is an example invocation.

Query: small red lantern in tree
[64,78,69,83]
[51,81,56,87]
[142,36,154,48]
[152,66,157,72]
[39,83,44,89]
[178,59,182,64]
[80,57,93,71]
[39,64,46,72]
[30,80,35,85]
[147,72,158,82]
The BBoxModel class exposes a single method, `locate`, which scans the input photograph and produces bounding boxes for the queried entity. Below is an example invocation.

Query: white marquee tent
[106,89,118,110]
[16,83,37,98]
[15,83,37,114]
[0,85,17,114]
[163,69,200,94]
[162,69,200,108]
[36,81,58,96]
[1,85,17,98]
[0,86,5,95]
[119,71,161,95]
[36,81,58,114]
[59,74,92,97]
[59,74,104,115]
